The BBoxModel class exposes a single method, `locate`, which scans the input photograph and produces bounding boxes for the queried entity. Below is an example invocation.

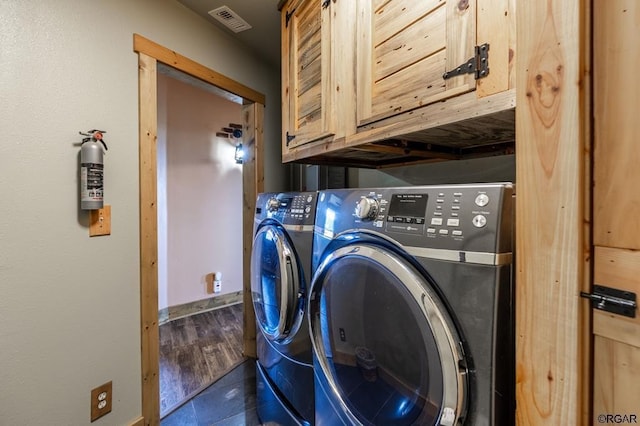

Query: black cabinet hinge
[443,43,490,80]
[322,0,332,9]
[285,7,296,27]
[581,285,637,318]
[286,132,296,146]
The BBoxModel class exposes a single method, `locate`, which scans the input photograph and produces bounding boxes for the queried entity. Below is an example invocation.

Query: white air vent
[208,6,252,33]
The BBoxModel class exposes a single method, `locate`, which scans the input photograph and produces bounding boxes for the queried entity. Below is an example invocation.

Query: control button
[439,229,449,235]
[475,193,490,207]
[427,228,436,234]
[452,230,463,236]
[307,195,313,203]
[416,218,425,224]
[452,205,461,210]
[472,215,487,228]
[438,192,445,197]
[454,192,462,197]
[436,205,442,210]
[436,198,444,203]
[434,212,442,217]
[451,212,459,217]
[453,199,461,204]
[447,218,460,226]
[305,206,311,213]
[431,217,443,226]
[387,216,394,222]
[395,217,405,223]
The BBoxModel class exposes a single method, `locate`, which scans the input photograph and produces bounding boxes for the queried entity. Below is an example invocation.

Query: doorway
[156,68,246,417]
[134,34,263,425]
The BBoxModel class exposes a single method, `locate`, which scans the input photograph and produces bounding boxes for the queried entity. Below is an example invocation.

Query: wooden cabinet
[356,0,476,126]
[281,0,356,153]
[280,0,516,167]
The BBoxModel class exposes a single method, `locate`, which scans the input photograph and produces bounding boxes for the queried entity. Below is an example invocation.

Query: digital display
[387,194,428,218]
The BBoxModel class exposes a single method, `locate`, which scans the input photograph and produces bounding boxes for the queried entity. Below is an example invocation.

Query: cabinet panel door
[356,0,476,126]
[282,0,334,151]
[592,1,640,424]
[593,247,640,419]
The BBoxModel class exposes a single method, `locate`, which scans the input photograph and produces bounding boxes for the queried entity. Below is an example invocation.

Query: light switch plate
[90,205,111,237]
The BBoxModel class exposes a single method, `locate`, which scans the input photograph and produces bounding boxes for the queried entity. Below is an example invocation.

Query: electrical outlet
[90,381,112,422]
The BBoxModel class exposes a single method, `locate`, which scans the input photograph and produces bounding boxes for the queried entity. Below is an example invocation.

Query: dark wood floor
[159,303,246,418]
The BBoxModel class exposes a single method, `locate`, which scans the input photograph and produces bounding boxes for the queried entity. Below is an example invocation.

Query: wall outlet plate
[90,205,111,237]
[90,381,112,422]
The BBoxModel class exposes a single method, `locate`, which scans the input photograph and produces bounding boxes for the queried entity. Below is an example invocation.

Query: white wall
[159,73,243,309]
[0,1,284,424]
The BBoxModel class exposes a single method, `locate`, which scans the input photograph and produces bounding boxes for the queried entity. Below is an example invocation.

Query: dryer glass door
[309,243,468,426]
[251,224,303,343]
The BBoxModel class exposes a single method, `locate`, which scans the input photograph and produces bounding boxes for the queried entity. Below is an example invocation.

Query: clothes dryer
[309,184,515,425]
[251,192,317,425]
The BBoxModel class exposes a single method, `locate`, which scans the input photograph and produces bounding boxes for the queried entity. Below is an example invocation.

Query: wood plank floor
[159,303,246,418]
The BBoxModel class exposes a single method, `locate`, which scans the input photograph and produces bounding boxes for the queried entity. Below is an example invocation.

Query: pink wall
[158,73,243,309]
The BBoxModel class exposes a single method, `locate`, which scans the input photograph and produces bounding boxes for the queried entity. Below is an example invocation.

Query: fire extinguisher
[79,129,108,210]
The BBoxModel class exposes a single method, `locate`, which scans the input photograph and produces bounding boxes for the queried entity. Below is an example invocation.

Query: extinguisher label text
[81,163,104,201]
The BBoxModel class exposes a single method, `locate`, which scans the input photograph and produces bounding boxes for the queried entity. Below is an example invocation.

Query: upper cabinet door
[282,0,335,151]
[356,0,477,126]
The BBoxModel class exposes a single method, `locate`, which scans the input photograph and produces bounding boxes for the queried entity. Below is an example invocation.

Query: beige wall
[0,1,284,424]
[158,73,243,309]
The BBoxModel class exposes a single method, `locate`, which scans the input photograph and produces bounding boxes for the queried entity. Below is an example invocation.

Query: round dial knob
[472,214,487,228]
[475,193,490,207]
[355,197,379,220]
[267,198,280,212]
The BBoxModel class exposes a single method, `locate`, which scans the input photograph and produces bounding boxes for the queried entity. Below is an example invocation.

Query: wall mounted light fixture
[234,143,244,164]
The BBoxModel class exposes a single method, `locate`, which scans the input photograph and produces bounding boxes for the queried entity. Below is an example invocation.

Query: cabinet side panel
[593,1,640,249]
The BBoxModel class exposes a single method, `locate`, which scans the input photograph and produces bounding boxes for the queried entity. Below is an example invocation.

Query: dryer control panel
[315,184,514,255]
[255,192,317,226]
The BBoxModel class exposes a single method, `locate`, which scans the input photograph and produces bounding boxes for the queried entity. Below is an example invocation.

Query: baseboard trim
[158,291,243,325]
[128,416,144,426]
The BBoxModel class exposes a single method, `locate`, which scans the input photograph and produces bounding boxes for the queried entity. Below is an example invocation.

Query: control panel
[257,192,317,226]
[333,184,513,253]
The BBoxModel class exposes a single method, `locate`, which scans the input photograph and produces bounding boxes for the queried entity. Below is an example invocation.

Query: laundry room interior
[1,1,638,426]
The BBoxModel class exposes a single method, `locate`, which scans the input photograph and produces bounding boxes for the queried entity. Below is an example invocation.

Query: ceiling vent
[208,6,252,33]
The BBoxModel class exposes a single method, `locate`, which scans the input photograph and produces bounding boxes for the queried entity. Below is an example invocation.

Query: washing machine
[309,183,515,425]
[251,191,317,425]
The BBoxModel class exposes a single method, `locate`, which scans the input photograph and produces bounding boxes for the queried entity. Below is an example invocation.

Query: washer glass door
[309,243,468,426]
[251,224,303,344]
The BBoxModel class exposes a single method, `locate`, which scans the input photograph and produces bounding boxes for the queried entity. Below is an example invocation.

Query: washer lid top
[251,224,304,343]
[309,242,468,425]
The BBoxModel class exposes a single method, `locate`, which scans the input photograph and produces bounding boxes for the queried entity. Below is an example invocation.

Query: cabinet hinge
[443,43,490,81]
[286,132,296,146]
[581,285,637,318]
[285,8,296,27]
[322,0,331,9]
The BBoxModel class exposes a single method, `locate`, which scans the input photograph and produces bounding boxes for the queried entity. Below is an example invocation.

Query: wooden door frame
[134,34,263,425]
[515,1,591,424]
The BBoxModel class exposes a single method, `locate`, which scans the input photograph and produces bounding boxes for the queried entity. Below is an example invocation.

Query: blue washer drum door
[251,224,304,344]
